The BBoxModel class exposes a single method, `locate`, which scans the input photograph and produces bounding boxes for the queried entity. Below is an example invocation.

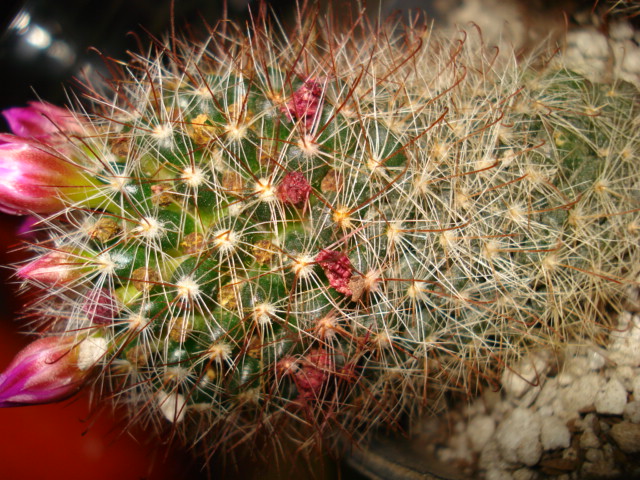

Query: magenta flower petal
[2,102,83,139]
[0,336,84,407]
[0,135,83,215]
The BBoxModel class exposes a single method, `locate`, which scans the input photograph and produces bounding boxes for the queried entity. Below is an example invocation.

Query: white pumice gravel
[496,408,542,466]
[501,352,551,400]
[540,416,571,451]
[418,310,640,478]
[594,379,628,415]
[467,415,497,453]
[625,401,640,424]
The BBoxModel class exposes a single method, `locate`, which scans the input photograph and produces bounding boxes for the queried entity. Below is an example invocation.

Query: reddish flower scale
[280,78,323,130]
[294,348,334,401]
[277,171,312,206]
[316,249,353,296]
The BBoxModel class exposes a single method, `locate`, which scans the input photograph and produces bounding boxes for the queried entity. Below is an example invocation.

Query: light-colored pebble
[567,29,609,58]
[486,468,514,480]
[453,420,466,434]
[464,398,487,417]
[450,432,471,459]
[537,404,554,419]
[496,408,542,466]
[621,42,640,76]
[580,428,601,449]
[534,378,559,409]
[581,443,619,478]
[512,467,537,480]
[610,20,634,41]
[540,415,571,450]
[611,365,636,391]
[502,352,550,399]
[585,348,606,371]
[585,448,604,464]
[479,439,509,471]
[595,378,628,415]
[556,372,575,387]
[551,397,571,422]
[515,385,543,409]
[467,415,496,453]
[492,400,513,422]
[608,314,640,367]
[560,373,605,415]
[624,400,640,423]
[632,375,640,397]
[583,413,599,430]
[437,446,460,463]
[563,355,590,378]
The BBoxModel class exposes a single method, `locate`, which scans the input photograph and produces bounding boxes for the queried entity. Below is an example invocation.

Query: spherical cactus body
[2,5,639,465]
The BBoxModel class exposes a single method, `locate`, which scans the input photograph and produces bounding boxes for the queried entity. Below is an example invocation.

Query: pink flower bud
[316,249,353,296]
[2,102,84,139]
[0,135,84,215]
[17,249,84,285]
[0,336,85,407]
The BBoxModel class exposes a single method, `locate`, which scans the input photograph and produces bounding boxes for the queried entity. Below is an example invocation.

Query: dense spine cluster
[6,8,640,460]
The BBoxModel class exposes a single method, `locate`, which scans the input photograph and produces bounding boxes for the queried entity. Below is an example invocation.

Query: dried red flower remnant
[281,79,323,130]
[316,248,353,296]
[277,171,311,206]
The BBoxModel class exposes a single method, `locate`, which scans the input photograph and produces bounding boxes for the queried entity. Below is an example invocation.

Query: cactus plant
[1,3,639,467]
